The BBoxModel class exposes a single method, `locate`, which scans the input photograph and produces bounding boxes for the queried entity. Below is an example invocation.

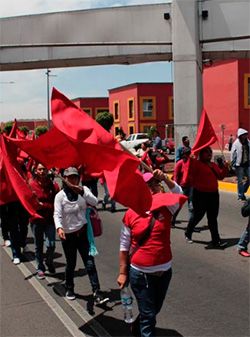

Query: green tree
[19,125,30,135]
[35,125,48,137]
[3,121,13,135]
[95,111,114,132]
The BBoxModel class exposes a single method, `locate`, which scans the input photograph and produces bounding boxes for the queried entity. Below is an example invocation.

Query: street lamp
[45,69,57,129]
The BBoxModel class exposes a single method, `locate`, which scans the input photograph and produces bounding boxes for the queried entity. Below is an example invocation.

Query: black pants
[61,226,100,292]
[0,204,10,241]
[185,189,221,244]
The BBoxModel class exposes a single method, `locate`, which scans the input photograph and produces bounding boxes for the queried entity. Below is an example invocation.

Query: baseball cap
[63,167,79,177]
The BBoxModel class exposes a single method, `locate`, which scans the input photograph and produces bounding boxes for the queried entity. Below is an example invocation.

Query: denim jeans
[31,221,55,271]
[129,267,172,337]
[237,222,250,251]
[0,204,10,241]
[185,189,221,244]
[236,166,250,200]
[61,225,100,292]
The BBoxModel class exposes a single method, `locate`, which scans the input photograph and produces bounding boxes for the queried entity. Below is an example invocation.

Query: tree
[19,125,30,135]
[35,126,48,137]
[3,121,13,135]
[95,111,114,132]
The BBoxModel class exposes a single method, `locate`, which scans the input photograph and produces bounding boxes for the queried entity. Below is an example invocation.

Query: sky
[0,0,172,123]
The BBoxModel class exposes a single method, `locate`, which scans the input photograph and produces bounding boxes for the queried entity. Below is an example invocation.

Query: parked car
[120,133,149,151]
[162,138,175,154]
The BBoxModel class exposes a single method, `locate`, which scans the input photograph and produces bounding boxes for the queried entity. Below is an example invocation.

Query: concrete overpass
[1,0,249,144]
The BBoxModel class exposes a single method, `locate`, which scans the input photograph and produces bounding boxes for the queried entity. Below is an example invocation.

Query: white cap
[237,128,248,137]
[63,167,79,177]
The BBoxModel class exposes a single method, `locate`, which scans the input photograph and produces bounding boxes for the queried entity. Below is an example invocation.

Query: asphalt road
[1,190,249,337]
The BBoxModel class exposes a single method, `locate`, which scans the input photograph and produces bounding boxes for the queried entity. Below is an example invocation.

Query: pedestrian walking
[117,169,184,337]
[54,167,109,304]
[228,134,234,151]
[230,128,250,201]
[0,204,11,247]
[172,147,194,226]
[184,147,228,248]
[175,136,191,162]
[237,198,250,257]
[29,163,58,279]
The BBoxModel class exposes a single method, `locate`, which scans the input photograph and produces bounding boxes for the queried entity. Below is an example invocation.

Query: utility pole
[46,69,51,129]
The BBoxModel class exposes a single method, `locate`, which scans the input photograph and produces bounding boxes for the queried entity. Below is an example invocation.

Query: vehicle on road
[120,133,149,151]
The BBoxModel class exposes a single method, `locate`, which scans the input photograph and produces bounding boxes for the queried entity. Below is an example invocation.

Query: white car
[120,133,149,152]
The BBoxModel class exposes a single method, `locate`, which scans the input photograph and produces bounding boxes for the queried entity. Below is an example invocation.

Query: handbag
[88,207,103,237]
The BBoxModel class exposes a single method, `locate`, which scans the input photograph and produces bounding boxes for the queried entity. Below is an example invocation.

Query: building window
[128,98,135,120]
[83,108,92,116]
[140,97,156,119]
[114,126,120,136]
[244,74,250,108]
[128,123,135,135]
[96,108,109,114]
[114,101,120,121]
[168,97,174,120]
[140,123,156,134]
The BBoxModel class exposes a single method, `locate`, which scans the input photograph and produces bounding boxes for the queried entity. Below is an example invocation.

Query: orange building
[108,83,174,139]
[203,59,250,149]
[72,97,109,119]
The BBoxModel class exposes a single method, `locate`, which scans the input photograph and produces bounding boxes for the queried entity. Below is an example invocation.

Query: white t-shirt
[54,187,98,233]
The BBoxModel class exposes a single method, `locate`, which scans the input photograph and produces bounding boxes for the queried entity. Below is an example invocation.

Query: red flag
[0,146,18,205]
[51,87,120,149]
[0,135,41,217]
[191,109,218,155]
[9,119,17,138]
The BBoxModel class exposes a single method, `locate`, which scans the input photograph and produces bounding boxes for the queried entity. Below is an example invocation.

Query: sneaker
[193,228,201,233]
[93,290,109,305]
[185,234,193,244]
[239,250,250,257]
[4,240,11,247]
[66,289,76,300]
[13,257,20,265]
[37,270,45,280]
[205,241,228,249]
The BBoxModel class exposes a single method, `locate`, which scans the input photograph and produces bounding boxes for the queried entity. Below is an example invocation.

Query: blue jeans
[237,223,250,251]
[129,267,172,337]
[31,222,55,271]
[61,226,100,292]
[236,166,250,200]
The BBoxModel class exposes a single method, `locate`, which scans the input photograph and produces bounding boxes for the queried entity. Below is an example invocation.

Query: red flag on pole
[191,109,218,155]
[0,135,41,217]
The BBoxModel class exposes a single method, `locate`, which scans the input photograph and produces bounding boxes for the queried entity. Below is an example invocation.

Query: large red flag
[10,130,152,214]
[0,145,18,205]
[0,135,41,217]
[51,87,120,149]
[191,109,218,155]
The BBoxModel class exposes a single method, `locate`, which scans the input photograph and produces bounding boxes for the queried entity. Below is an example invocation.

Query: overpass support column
[172,0,203,148]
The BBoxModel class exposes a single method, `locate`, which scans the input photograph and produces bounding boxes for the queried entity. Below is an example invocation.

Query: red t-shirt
[123,207,172,267]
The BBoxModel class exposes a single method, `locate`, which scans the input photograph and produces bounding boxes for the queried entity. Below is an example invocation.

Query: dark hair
[182,136,188,142]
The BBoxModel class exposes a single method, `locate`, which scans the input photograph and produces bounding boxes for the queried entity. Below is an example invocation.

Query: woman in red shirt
[29,163,59,279]
[184,147,228,248]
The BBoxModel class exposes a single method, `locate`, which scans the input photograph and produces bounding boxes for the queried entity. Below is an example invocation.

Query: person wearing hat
[230,128,250,201]
[117,170,185,337]
[54,167,108,304]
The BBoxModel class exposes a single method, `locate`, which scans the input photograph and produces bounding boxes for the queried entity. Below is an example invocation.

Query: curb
[166,174,250,196]
[218,180,250,196]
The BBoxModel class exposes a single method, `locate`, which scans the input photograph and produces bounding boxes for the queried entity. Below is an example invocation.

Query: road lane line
[2,243,86,337]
